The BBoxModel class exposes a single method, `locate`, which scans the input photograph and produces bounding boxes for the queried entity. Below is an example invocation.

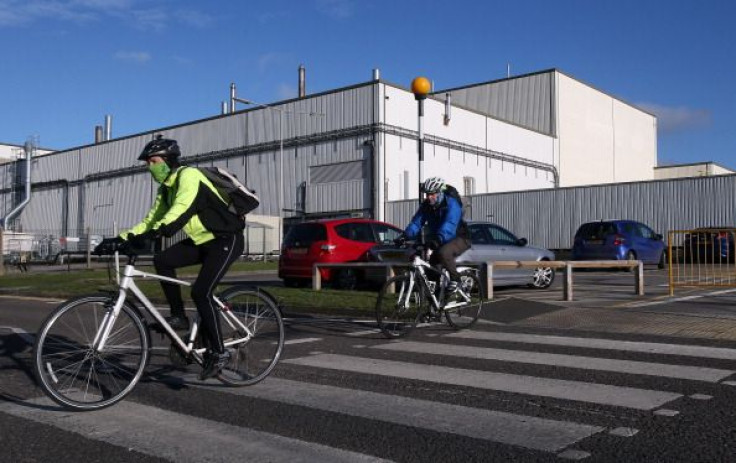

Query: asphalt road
[3,276,736,462]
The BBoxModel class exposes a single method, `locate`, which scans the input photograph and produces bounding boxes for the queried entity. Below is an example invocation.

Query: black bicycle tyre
[375,274,423,339]
[216,286,285,386]
[34,294,150,411]
[444,270,485,330]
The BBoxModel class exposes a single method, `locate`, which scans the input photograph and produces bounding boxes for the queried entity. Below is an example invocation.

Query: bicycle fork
[91,288,127,353]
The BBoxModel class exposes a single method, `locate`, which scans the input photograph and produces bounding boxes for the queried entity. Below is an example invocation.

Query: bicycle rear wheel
[444,269,485,330]
[34,294,149,411]
[375,274,424,338]
[216,286,284,386]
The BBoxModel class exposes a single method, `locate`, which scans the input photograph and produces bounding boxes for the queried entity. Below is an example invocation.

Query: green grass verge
[0,261,378,317]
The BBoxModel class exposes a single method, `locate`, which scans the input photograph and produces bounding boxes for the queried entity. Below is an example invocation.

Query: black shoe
[199,350,231,380]
[151,315,190,333]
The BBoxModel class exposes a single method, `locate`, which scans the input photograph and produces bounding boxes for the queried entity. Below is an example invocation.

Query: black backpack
[443,184,470,239]
[197,167,260,218]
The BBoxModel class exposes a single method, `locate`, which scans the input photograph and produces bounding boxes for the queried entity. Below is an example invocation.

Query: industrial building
[1,68,661,255]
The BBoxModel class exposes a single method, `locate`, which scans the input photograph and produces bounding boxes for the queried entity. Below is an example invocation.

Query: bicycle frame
[400,252,473,313]
[92,260,255,362]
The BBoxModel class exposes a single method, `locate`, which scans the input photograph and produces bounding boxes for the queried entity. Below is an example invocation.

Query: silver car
[458,222,556,289]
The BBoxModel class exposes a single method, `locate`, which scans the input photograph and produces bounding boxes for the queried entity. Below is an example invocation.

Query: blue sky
[1,0,733,168]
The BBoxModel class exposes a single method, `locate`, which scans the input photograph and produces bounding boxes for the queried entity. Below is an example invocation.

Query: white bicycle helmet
[422,177,446,194]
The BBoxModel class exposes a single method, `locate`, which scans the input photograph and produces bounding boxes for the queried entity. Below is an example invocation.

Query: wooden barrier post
[312,264,321,290]
[636,261,644,295]
[385,265,395,294]
[483,263,493,300]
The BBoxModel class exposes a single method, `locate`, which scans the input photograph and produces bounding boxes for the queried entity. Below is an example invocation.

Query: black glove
[393,234,408,246]
[93,237,125,255]
[126,230,159,248]
[426,239,441,251]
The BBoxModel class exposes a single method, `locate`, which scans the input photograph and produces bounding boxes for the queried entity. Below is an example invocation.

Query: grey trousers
[430,236,471,281]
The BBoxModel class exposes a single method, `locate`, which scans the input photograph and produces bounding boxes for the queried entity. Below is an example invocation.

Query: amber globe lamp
[411,77,431,100]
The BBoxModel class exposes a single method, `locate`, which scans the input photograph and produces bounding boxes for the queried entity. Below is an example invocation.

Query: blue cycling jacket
[405,194,465,244]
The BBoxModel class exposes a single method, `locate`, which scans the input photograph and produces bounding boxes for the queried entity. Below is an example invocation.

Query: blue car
[572,220,666,268]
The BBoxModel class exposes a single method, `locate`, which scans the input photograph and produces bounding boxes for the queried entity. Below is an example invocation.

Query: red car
[278,218,404,289]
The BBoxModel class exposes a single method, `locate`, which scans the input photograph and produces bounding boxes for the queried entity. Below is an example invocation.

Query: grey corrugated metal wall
[438,70,555,135]
[0,82,378,237]
[386,174,736,249]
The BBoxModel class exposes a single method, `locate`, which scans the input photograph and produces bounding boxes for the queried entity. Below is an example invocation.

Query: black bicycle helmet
[138,135,181,161]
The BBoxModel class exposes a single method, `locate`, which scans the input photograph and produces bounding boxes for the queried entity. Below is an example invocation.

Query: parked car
[278,218,404,289]
[369,221,556,289]
[572,220,666,268]
[682,227,735,263]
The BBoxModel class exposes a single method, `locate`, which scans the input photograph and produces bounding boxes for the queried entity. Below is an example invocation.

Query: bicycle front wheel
[444,269,485,330]
[34,294,150,411]
[375,274,424,338]
[217,286,285,386]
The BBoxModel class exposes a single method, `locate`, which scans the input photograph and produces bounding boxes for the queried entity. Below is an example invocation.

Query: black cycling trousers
[154,234,244,353]
[429,236,471,282]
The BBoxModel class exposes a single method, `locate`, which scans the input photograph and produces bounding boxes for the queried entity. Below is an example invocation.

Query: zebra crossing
[5,324,736,461]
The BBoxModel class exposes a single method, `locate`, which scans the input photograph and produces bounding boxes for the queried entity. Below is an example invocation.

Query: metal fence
[0,223,280,267]
[668,228,736,295]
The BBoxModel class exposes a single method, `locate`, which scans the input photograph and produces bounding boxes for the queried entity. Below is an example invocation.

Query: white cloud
[175,9,213,28]
[114,51,151,63]
[315,0,354,19]
[0,0,213,30]
[637,102,712,134]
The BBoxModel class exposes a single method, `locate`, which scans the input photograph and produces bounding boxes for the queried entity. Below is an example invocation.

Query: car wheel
[334,268,359,290]
[529,264,555,289]
[657,250,666,269]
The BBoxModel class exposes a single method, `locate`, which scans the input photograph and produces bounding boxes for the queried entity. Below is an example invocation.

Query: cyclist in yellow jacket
[112,135,244,379]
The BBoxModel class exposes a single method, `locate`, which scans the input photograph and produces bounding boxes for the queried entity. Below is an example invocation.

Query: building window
[463,176,476,196]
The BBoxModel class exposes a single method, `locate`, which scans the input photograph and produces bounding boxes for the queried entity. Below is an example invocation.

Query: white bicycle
[33,245,285,411]
[375,241,485,338]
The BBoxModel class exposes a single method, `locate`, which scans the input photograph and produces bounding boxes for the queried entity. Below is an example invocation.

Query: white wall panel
[557,73,656,187]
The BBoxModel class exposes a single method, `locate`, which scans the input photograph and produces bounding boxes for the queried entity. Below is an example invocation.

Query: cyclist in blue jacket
[399,177,471,292]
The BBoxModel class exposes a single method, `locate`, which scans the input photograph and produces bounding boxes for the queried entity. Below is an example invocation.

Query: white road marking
[0,397,391,463]
[627,287,736,307]
[374,341,734,382]
[447,331,736,360]
[284,354,682,410]
[0,326,34,344]
[190,376,604,453]
[285,337,322,345]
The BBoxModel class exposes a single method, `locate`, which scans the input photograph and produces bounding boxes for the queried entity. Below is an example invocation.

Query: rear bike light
[613,234,625,246]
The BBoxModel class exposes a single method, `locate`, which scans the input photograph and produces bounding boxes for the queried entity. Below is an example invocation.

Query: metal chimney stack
[95,125,104,144]
[230,82,236,113]
[372,68,380,80]
[104,114,112,141]
[298,64,306,98]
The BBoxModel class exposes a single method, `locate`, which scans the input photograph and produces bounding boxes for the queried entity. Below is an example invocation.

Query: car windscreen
[372,224,402,245]
[283,224,327,247]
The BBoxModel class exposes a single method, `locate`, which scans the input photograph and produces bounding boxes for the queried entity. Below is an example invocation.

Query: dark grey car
[458,222,556,289]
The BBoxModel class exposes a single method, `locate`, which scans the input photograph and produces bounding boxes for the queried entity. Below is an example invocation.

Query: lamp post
[232,96,323,249]
[234,96,285,247]
[411,76,431,204]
